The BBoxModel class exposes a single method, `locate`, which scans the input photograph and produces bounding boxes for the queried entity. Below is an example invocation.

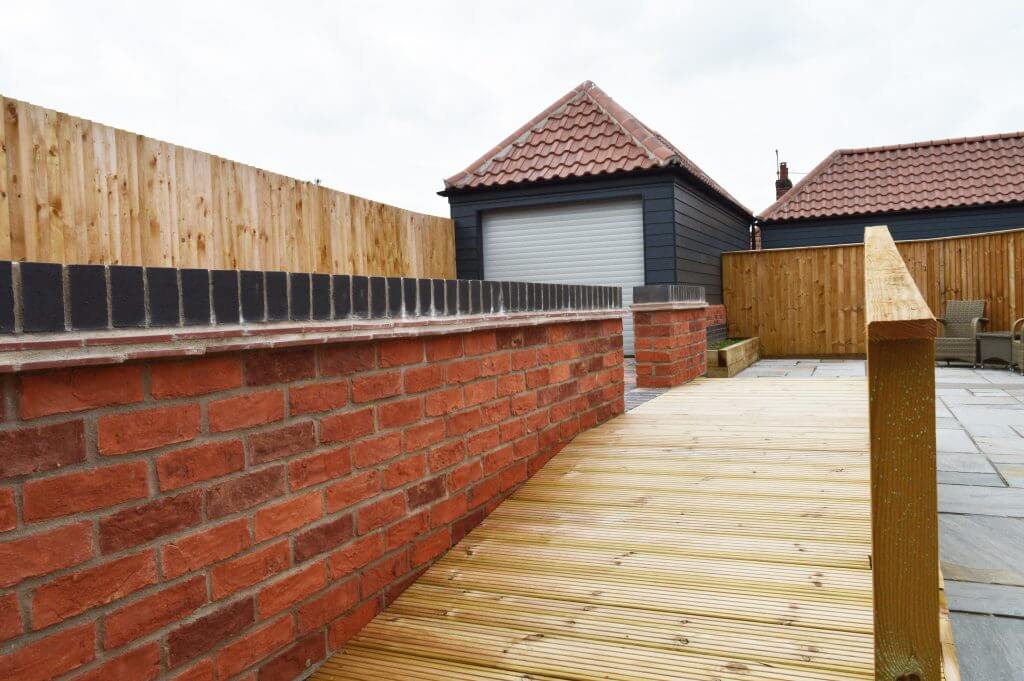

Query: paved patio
[734,358,1024,680]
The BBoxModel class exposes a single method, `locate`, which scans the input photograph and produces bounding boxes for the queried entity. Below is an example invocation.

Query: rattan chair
[1012,318,1024,374]
[935,300,987,366]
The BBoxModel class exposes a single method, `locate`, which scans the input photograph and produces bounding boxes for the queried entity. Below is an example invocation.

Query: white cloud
[2,0,1021,217]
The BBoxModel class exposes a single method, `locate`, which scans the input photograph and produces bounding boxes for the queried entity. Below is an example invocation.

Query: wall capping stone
[0,260,623,335]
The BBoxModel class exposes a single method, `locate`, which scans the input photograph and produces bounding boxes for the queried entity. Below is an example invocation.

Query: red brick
[296,579,358,633]
[428,440,466,471]
[325,471,380,512]
[254,491,323,542]
[463,330,497,355]
[446,358,482,384]
[206,466,285,518]
[430,493,468,527]
[377,396,422,428]
[258,562,327,618]
[156,439,245,491]
[0,420,86,480]
[245,348,316,385]
[73,643,160,681]
[386,510,428,549]
[500,461,528,490]
[448,460,482,492]
[19,365,143,419]
[327,534,385,578]
[385,567,424,606]
[151,356,242,399]
[351,432,402,468]
[403,364,444,393]
[209,390,285,432]
[360,551,409,597]
[0,488,13,532]
[167,598,255,668]
[215,615,294,678]
[404,419,445,453]
[289,380,348,415]
[447,407,482,436]
[0,593,18,642]
[379,338,424,367]
[23,462,148,521]
[465,379,496,406]
[320,408,374,443]
[327,599,379,648]
[31,551,157,630]
[407,476,446,509]
[97,403,200,456]
[452,508,485,544]
[0,522,92,588]
[250,421,316,463]
[500,417,526,442]
[497,373,526,396]
[104,576,206,649]
[0,622,95,681]
[356,493,405,533]
[294,515,354,562]
[469,476,501,508]
[511,392,538,415]
[383,453,425,489]
[259,632,326,681]
[99,490,203,553]
[425,386,464,416]
[162,518,251,579]
[411,527,451,566]
[482,352,511,376]
[352,371,402,402]
[319,343,376,375]
[169,660,214,681]
[211,541,290,599]
[289,448,351,490]
[425,335,463,361]
[470,427,501,457]
[511,348,538,369]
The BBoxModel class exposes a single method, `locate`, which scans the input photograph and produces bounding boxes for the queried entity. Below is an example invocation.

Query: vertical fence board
[0,95,455,278]
[725,228,1024,356]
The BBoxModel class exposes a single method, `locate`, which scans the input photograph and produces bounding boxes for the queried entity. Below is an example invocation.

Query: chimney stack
[775,161,793,199]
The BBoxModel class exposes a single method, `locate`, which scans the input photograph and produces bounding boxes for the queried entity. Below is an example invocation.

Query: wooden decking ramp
[311,377,916,679]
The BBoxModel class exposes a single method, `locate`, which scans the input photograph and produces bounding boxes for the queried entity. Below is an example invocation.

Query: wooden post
[864,226,941,680]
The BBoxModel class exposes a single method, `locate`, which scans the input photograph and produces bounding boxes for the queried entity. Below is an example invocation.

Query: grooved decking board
[312,377,956,680]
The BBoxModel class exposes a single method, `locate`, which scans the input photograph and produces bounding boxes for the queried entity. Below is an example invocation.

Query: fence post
[864,226,941,680]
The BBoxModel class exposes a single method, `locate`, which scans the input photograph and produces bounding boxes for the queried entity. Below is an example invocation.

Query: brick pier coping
[0,310,624,374]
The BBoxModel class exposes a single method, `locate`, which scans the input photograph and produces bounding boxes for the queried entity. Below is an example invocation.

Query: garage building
[440,81,752,354]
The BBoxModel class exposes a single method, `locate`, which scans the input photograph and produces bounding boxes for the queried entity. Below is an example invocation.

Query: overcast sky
[3,1,1022,218]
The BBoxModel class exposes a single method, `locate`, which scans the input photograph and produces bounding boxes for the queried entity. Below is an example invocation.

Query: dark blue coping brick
[386,277,402,317]
[351,276,369,318]
[68,264,108,330]
[240,271,265,322]
[20,262,65,332]
[403,278,418,316]
[432,279,445,315]
[333,275,351,318]
[469,280,481,314]
[481,281,492,313]
[289,273,311,320]
[369,277,387,318]
[265,271,288,322]
[444,280,457,316]
[500,282,511,313]
[457,280,470,314]
[312,274,331,321]
[417,279,432,315]
[0,262,15,332]
[212,270,240,324]
[110,266,145,328]
[146,267,180,327]
[181,269,210,326]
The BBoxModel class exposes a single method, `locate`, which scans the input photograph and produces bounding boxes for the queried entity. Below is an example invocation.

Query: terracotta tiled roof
[760,131,1024,222]
[444,81,749,215]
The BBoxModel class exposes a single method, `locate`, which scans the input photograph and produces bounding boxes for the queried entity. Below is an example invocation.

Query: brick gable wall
[0,318,623,680]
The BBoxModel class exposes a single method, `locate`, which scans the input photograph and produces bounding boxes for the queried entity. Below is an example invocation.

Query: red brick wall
[633,307,707,387]
[706,305,727,328]
[0,318,623,681]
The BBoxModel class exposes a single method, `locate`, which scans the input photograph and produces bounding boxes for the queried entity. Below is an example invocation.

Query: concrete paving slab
[948,613,1024,681]
[938,453,997,474]
[937,429,980,453]
[939,484,1024,517]
[941,514,1024,586]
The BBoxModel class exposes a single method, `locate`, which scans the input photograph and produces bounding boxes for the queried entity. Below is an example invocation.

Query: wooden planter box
[706,337,759,377]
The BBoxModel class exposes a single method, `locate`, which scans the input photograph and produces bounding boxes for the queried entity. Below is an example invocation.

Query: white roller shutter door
[482,199,644,354]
